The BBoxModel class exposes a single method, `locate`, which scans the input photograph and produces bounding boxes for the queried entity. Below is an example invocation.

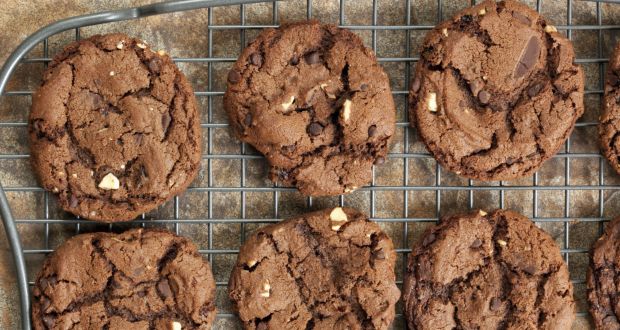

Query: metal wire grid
[0,0,619,328]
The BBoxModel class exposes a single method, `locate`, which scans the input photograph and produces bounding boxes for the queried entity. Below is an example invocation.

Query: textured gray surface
[0,0,619,329]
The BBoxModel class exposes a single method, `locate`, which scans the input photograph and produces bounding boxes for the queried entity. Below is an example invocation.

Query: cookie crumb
[71,173,77,178]
[157,49,167,56]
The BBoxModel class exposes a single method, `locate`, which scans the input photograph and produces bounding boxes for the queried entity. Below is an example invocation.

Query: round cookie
[587,217,620,329]
[224,20,395,196]
[32,228,216,329]
[409,0,584,180]
[29,33,201,222]
[403,209,574,330]
[228,207,400,329]
[599,43,620,174]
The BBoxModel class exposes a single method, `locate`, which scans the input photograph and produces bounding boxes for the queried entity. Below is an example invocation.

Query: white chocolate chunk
[442,28,449,37]
[544,25,558,33]
[98,173,120,190]
[478,8,486,15]
[342,99,352,122]
[330,207,348,231]
[259,281,271,297]
[281,95,295,112]
[497,239,507,246]
[478,210,488,216]
[157,49,167,56]
[137,42,147,49]
[171,321,182,330]
[427,92,438,112]
[109,71,115,76]
[116,41,124,49]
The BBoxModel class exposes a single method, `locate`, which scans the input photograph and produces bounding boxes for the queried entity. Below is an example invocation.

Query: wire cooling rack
[1,0,619,328]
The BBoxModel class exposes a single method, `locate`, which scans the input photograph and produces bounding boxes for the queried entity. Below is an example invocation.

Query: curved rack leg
[0,0,271,328]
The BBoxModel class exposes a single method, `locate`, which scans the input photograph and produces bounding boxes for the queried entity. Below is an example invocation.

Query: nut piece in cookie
[28,33,202,222]
[31,229,217,329]
[409,0,584,181]
[403,209,575,329]
[224,20,396,196]
[229,208,400,329]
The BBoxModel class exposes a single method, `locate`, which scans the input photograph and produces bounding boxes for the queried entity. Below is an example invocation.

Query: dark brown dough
[228,207,400,329]
[31,229,216,330]
[409,0,584,180]
[600,43,620,175]
[29,33,202,222]
[224,20,395,196]
[403,209,574,330]
[587,217,620,329]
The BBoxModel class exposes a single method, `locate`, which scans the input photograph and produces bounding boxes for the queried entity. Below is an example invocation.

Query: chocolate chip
[244,113,253,127]
[133,267,144,276]
[70,194,78,208]
[469,79,484,96]
[461,14,473,23]
[290,55,299,65]
[43,315,55,328]
[478,90,491,104]
[411,77,421,93]
[305,51,320,64]
[470,238,482,248]
[514,36,541,79]
[374,157,385,165]
[282,145,296,153]
[137,290,147,297]
[41,296,51,311]
[148,57,162,73]
[308,122,323,136]
[512,11,531,25]
[161,112,171,133]
[422,233,436,246]
[278,170,289,180]
[256,322,268,330]
[368,125,377,137]
[134,133,144,145]
[527,83,543,98]
[360,83,368,91]
[506,157,515,165]
[250,53,263,66]
[523,265,537,275]
[91,93,104,109]
[227,70,242,84]
[40,277,49,289]
[158,278,173,298]
[490,297,502,311]
[610,73,620,87]
[374,249,386,260]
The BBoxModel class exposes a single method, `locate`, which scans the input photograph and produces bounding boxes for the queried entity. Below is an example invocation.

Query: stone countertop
[1,0,619,329]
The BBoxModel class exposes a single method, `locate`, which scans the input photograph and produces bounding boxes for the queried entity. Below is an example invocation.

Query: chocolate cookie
[410,0,584,180]
[587,217,620,329]
[228,207,400,329]
[403,209,574,329]
[600,43,620,174]
[224,20,395,196]
[32,228,216,329]
[29,33,201,222]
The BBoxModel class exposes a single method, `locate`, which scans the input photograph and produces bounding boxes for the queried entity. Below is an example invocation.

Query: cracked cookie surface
[587,216,620,329]
[29,33,202,222]
[599,43,620,175]
[32,228,216,330]
[224,20,395,196]
[403,209,574,330]
[228,207,400,329]
[409,0,583,180]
